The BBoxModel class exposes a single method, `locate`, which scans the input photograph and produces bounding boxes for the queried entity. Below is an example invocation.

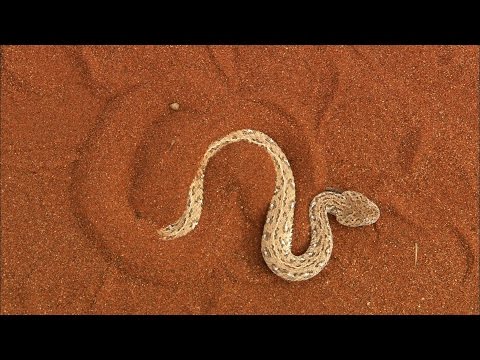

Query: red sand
[1,45,478,314]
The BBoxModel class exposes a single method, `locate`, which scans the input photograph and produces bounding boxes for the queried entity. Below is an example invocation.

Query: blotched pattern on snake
[157,129,380,281]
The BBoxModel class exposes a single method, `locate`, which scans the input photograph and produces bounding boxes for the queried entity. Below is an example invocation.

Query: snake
[157,129,380,281]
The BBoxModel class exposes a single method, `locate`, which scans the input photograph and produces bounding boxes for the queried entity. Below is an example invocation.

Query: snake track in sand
[158,129,380,281]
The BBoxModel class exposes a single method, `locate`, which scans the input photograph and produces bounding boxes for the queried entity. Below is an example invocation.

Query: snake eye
[325,187,343,194]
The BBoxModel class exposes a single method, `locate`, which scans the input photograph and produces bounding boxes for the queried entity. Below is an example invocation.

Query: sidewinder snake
[157,129,380,281]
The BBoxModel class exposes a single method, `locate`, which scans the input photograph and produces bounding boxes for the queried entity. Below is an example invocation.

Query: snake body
[158,129,380,281]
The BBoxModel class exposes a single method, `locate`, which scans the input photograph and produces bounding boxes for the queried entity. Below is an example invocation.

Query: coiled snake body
[158,129,380,281]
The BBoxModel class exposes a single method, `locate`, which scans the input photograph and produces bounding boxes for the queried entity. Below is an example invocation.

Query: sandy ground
[1,45,478,314]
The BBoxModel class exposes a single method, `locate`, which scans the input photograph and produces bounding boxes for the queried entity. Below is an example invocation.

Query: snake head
[335,190,380,227]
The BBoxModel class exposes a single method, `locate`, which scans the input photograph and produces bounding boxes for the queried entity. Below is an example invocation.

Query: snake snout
[337,191,380,227]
